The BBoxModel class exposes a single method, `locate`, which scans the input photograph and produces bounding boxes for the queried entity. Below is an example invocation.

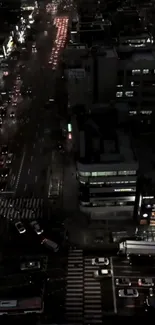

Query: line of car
[91,256,155,312]
[15,220,44,235]
[0,145,13,192]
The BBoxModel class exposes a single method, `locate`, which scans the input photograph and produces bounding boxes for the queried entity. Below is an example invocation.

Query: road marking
[28,169,30,175]
[35,175,38,183]
[15,149,26,190]
[31,155,33,161]
[114,275,141,279]
[24,184,27,191]
[121,270,140,274]
[110,257,117,314]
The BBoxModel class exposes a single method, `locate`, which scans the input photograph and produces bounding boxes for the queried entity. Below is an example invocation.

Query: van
[41,238,59,252]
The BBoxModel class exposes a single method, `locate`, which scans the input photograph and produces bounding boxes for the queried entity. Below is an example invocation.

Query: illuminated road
[4,2,71,199]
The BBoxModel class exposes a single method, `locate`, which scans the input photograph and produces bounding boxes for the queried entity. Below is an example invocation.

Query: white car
[118,288,139,298]
[6,153,13,164]
[92,257,109,266]
[15,221,26,234]
[94,269,112,278]
[138,278,154,287]
[115,278,131,286]
[30,220,43,235]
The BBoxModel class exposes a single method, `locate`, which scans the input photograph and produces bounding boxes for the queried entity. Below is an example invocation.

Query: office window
[132,69,140,75]
[129,110,137,115]
[91,172,98,177]
[99,171,117,176]
[79,171,91,177]
[141,110,152,115]
[125,91,133,97]
[91,171,117,177]
[118,170,136,176]
[143,69,149,74]
[116,91,123,98]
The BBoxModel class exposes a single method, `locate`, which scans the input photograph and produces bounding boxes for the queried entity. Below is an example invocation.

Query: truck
[48,177,60,199]
[119,240,155,257]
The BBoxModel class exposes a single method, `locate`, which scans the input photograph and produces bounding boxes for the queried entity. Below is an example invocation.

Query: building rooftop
[132,51,155,62]
[77,113,137,166]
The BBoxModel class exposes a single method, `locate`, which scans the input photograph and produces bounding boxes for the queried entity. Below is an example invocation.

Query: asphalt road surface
[4,5,66,198]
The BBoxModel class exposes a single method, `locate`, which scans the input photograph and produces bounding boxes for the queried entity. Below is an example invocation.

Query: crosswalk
[0,197,44,220]
[65,249,103,324]
[84,257,102,324]
[66,249,83,323]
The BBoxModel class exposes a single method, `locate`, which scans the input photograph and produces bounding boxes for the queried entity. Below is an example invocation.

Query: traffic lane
[116,293,144,315]
[15,142,49,194]
[112,256,155,314]
[100,278,114,314]
[112,256,155,277]
[115,282,150,315]
[6,152,23,190]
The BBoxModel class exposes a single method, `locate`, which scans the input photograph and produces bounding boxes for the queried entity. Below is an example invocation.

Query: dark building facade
[0,0,21,28]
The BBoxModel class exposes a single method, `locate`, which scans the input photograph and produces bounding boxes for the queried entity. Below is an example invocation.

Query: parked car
[118,288,139,298]
[138,278,154,287]
[115,278,131,286]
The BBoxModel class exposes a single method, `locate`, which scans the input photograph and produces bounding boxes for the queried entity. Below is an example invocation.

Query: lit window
[116,91,123,97]
[129,110,137,115]
[132,69,140,75]
[117,84,123,88]
[118,170,136,176]
[141,110,152,115]
[114,188,135,192]
[131,82,134,86]
[91,171,117,177]
[91,172,98,177]
[125,91,133,97]
[143,69,149,74]
[79,172,91,177]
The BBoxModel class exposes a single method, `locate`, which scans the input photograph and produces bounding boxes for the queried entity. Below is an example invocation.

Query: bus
[41,238,59,252]
[48,177,60,199]
[0,297,44,315]
[119,240,155,257]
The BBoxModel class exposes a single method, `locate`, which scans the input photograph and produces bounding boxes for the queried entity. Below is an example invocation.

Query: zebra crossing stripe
[0,197,44,220]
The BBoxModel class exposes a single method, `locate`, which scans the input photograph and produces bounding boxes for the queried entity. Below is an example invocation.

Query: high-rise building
[74,111,138,220]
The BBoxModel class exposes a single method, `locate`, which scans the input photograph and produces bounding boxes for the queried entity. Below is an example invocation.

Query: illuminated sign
[68,123,72,132]
[68,68,85,79]
[22,6,34,10]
